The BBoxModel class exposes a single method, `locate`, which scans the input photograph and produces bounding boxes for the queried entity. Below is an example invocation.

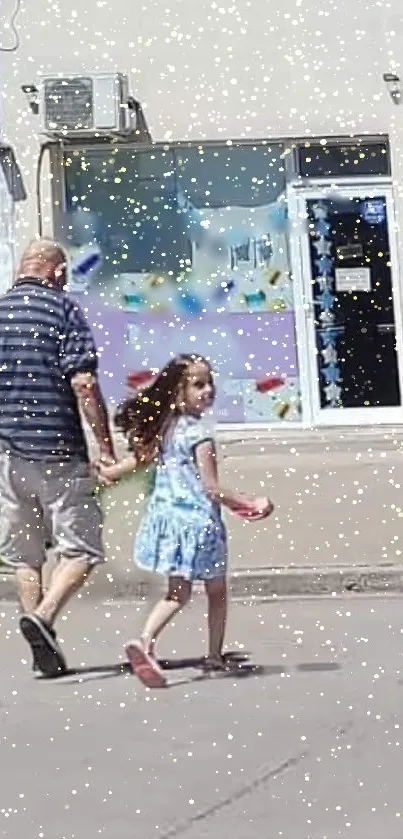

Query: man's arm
[70,371,115,461]
[59,298,115,460]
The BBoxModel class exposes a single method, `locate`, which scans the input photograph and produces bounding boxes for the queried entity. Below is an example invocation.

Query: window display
[61,142,301,423]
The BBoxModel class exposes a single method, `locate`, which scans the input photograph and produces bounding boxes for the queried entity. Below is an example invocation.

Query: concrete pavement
[1,594,403,838]
[3,425,403,599]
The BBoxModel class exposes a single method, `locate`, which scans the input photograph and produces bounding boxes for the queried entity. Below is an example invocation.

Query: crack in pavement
[156,719,357,839]
[155,750,307,839]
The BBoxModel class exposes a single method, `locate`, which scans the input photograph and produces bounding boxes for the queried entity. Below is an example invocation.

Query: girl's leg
[204,575,227,663]
[140,576,192,655]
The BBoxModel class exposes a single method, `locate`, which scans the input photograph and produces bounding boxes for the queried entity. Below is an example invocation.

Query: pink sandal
[125,640,167,688]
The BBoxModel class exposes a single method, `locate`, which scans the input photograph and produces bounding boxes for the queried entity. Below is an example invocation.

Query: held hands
[92,458,120,487]
[92,452,137,486]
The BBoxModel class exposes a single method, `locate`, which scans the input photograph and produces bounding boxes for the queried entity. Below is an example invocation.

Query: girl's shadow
[36,651,276,683]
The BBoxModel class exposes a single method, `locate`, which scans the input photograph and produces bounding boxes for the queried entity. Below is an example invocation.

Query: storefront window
[61,142,301,423]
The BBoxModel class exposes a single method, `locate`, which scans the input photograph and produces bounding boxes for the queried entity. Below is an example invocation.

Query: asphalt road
[1,594,403,839]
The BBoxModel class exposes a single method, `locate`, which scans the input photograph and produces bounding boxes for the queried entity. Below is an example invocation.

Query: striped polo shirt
[0,278,98,461]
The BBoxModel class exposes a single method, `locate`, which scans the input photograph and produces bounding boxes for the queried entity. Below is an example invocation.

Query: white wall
[2,0,403,248]
[0,166,15,290]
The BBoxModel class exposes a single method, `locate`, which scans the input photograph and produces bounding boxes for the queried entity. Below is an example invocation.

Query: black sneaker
[20,614,67,678]
[31,624,59,673]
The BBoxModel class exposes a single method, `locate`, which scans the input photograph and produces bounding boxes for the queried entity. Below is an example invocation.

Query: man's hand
[98,450,115,465]
[71,371,115,461]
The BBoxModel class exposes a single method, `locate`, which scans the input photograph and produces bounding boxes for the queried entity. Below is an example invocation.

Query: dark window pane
[175,143,286,207]
[297,141,390,178]
[63,147,187,274]
[62,143,287,275]
[64,147,175,212]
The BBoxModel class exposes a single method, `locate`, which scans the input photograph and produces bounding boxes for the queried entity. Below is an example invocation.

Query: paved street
[1,594,403,839]
[79,428,403,599]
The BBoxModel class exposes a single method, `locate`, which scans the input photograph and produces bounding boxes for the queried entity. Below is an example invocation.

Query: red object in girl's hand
[232,496,274,521]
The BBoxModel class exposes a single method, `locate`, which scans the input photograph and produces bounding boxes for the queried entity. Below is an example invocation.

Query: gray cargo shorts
[0,451,104,570]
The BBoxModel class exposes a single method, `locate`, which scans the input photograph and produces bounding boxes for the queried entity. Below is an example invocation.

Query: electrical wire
[0,0,21,53]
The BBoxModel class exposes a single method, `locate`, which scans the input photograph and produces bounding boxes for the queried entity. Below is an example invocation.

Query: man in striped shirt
[0,238,115,677]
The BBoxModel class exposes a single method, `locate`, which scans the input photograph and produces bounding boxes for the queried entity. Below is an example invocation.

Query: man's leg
[15,567,43,613]
[0,452,50,670]
[19,459,104,677]
[0,454,45,596]
[38,459,103,627]
[15,568,45,673]
[19,557,92,678]
[34,557,91,626]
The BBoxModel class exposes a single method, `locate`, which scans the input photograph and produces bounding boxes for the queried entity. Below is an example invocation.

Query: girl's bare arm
[195,440,252,511]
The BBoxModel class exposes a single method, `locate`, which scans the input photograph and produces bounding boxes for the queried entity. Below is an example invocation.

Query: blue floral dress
[134,415,227,581]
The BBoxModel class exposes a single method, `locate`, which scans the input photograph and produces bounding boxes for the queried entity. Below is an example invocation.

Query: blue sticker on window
[361,199,386,226]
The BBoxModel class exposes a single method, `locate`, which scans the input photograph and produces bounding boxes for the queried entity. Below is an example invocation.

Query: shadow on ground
[34,651,341,686]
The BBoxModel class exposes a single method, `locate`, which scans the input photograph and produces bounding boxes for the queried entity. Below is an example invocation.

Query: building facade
[2,0,403,428]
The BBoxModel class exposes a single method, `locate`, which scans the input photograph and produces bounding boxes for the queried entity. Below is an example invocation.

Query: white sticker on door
[335,267,371,292]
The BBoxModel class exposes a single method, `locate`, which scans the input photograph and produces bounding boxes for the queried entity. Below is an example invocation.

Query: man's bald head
[16,238,67,288]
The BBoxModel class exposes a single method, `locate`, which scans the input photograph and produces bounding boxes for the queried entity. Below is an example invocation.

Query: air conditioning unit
[39,72,131,136]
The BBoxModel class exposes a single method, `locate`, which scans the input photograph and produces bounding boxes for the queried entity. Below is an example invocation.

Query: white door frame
[287,180,403,426]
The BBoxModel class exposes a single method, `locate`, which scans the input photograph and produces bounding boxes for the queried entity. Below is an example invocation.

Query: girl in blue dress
[98,353,273,687]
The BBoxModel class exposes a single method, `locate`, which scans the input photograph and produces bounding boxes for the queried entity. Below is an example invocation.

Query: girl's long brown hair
[115,354,211,464]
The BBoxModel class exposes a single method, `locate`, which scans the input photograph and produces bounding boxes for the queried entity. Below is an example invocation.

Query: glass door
[290,185,403,425]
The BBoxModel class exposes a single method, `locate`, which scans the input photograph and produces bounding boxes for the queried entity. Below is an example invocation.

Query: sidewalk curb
[228,565,403,598]
[2,565,403,602]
